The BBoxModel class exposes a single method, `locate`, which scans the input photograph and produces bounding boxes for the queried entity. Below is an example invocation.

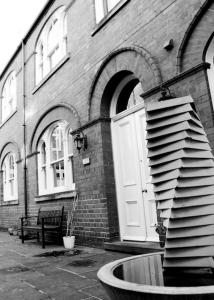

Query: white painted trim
[111,120,125,241]
[35,189,76,202]
[112,102,145,122]
[122,236,147,242]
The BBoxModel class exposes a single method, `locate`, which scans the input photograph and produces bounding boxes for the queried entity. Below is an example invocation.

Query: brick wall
[0,0,214,247]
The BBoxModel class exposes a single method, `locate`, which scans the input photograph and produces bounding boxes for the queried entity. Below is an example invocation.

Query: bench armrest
[20,215,38,220]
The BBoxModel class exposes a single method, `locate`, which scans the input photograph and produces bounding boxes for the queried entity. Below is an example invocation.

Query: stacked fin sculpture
[146,96,214,269]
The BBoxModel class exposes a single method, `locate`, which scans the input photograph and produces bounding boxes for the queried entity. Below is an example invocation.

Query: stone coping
[97,252,214,296]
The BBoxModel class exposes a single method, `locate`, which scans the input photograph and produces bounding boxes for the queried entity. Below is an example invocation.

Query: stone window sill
[32,54,70,94]
[35,190,77,202]
[91,0,130,36]
[1,199,18,206]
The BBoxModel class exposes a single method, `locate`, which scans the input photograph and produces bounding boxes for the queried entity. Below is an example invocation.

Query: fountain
[97,95,214,299]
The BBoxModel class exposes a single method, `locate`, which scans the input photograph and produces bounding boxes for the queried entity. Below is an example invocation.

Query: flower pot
[63,235,75,249]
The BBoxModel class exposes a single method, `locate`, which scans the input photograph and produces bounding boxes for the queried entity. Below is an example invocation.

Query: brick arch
[88,46,162,121]
[29,103,81,153]
[177,0,213,73]
[0,141,21,167]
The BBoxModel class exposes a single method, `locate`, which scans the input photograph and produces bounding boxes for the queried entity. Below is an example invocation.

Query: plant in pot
[63,193,78,249]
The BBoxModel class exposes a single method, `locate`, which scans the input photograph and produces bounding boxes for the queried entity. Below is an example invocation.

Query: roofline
[0,0,55,81]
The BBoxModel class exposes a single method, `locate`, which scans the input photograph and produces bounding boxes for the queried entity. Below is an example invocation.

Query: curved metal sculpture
[146,96,214,268]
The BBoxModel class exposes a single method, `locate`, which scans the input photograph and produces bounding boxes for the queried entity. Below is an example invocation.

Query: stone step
[104,241,162,255]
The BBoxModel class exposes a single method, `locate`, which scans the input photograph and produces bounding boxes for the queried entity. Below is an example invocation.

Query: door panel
[119,120,138,186]
[112,114,147,241]
[112,108,158,242]
[135,109,158,241]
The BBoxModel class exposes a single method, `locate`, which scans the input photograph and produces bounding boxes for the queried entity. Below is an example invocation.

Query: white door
[112,107,158,242]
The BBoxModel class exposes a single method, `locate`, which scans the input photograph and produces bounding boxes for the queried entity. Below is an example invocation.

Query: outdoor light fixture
[158,85,175,101]
[163,38,174,51]
[74,130,87,152]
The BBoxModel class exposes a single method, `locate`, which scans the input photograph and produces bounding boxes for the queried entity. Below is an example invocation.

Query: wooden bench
[21,206,64,248]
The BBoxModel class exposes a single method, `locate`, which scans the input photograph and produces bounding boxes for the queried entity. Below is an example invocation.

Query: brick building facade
[0,0,214,248]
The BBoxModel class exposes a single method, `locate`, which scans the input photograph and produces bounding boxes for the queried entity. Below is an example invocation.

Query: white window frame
[2,153,18,201]
[94,0,121,23]
[206,37,214,110]
[35,6,67,84]
[37,121,75,196]
[1,71,17,123]
[37,42,44,82]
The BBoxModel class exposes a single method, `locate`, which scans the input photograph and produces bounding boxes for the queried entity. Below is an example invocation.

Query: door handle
[142,189,147,193]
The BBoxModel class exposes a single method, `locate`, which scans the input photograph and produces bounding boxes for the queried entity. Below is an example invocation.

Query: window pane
[51,126,64,161]
[48,18,59,51]
[51,149,57,162]
[48,18,62,68]
[41,142,46,164]
[9,155,14,179]
[39,43,44,79]
[10,180,14,197]
[53,161,65,187]
[36,42,44,83]
[2,164,6,184]
[63,14,67,53]
[95,0,104,23]
[49,47,61,69]
[2,72,16,121]
[42,167,47,190]
[127,82,143,109]
[2,98,10,121]
[63,13,67,36]
[107,0,120,11]
[68,129,73,155]
[9,77,16,107]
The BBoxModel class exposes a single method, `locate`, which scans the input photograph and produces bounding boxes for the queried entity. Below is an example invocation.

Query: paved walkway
[0,231,133,300]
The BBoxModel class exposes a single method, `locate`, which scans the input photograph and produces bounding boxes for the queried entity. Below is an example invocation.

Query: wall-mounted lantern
[158,85,175,101]
[163,39,174,51]
[73,130,88,152]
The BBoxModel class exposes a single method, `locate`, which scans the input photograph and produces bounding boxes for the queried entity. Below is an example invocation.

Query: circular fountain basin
[97,252,214,300]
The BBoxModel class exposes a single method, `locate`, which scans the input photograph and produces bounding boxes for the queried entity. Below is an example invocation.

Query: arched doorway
[110,74,158,242]
[89,46,162,242]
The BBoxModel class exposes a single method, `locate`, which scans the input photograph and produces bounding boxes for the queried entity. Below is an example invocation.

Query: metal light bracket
[73,130,87,152]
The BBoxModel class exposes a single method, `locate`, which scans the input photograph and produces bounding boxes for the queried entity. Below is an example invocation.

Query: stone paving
[0,231,132,300]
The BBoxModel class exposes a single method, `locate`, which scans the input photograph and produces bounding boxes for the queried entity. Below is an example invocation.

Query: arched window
[1,72,17,122]
[110,74,144,116]
[2,153,18,201]
[35,6,67,84]
[37,121,75,195]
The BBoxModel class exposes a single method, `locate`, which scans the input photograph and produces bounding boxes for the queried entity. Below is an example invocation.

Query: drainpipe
[22,40,27,218]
